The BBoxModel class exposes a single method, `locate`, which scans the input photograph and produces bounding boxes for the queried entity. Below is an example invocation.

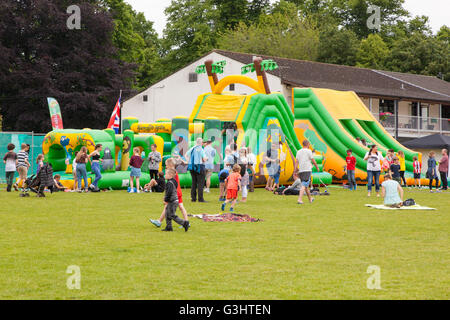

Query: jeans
[5,171,15,191]
[367,170,381,192]
[400,171,406,186]
[439,171,448,190]
[76,163,88,190]
[190,170,205,201]
[165,201,185,230]
[91,162,102,187]
[347,170,356,190]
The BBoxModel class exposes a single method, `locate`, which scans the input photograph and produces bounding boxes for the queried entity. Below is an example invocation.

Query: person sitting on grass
[150,158,189,228]
[280,172,301,195]
[221,164,241,212]
[129,147,143,193]
[53,174,67,192]
[161,168,190,232]
[144,171,165,193]
[381,173,404,208]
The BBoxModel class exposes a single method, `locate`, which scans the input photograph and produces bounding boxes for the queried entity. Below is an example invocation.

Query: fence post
[31,131,34,174]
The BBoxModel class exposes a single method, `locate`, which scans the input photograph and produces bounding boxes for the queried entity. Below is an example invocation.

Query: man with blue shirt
[186,138,207,202]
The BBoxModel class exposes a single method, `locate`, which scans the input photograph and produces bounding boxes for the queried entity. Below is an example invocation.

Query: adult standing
[438,149,448,191]
[427,151,439,191]
[75,146,89,192]
[186,138,207,202]
[148,143,162,180]
[203,139,216,193]
[295,140,319,204]
[238,147,249,202]
[364,145,384,197]
[89,144,103,190]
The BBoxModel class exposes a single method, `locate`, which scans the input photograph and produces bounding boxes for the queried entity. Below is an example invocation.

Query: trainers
[150,219,161,227]
[162,227,173,232]
[229,207,234,212]
[221,203,226,211]
[183,221,190,232]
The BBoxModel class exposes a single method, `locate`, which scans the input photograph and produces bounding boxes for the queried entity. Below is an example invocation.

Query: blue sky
[125,0,449,37]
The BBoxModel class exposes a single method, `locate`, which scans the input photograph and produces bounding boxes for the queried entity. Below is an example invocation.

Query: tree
[356,34,390,69]
[317,26,360,65]
[102,0,162,90]
[218,1,319,61]
[0,0,135,132]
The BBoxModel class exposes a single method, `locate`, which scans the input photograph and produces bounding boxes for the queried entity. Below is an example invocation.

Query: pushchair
[21,163,54,197]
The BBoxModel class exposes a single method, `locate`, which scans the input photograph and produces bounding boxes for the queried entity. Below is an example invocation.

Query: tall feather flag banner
[107,93,121,134]
[47,97,64,130]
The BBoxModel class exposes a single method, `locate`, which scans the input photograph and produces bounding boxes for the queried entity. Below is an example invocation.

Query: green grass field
[0,185,448,300]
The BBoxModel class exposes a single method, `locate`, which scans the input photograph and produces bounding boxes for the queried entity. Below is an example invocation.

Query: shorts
[205,169,213,180]
[17,166,27,179]
[272,170,280,184]
[226,189,238,200]
[299,171,311,187]
[177,190,183,204]
[414,173,421,179]
[130,166,141,177]
[393,177,401,184]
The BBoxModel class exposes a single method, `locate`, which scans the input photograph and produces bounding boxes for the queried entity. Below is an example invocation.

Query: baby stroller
[23,163,54,197]
[19,175,38,197]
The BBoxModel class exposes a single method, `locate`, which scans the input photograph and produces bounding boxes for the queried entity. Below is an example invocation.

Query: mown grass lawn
[0,185,448,300]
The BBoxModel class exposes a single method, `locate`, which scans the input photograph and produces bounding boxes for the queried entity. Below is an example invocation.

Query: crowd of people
[3,136,449,224]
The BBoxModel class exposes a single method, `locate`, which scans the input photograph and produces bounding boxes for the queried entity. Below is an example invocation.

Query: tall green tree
[218,1,319,61]
[356,34,390,69]
[101,0,161,90]
[317,26,360,65]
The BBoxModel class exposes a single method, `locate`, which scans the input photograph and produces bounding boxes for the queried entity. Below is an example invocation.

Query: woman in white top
[364,145,384,197]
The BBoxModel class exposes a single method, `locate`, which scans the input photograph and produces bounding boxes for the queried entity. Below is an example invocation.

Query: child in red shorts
[221,164,241,212]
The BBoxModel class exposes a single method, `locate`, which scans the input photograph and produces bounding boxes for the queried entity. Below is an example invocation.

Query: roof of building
[214,49,450,104]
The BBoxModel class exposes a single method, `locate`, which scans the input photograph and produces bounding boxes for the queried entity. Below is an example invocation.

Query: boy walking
[221,164,241,212]
[345,149,356,190]
[162,168,190,232]
[3,143,18,192]
[14,143,31,189]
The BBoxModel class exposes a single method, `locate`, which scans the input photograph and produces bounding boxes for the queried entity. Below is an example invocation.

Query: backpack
[403,198,416,206]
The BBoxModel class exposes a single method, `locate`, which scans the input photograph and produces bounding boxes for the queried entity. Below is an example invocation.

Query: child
[161,168,190,232]
[14,143,31,190]
[53,174,67,192]
[150,158,189,228]
[397,150,407,186]
[147,144,162,181]
[413,156,422,188]
[221,164,242,212]
[218,167,230,201]
[36,154,44,175]
[389,157,402,184]
[345,149,356,190]
[129,147,143,193]
[144,171,165,193]
[426,151,439,192]
[72,151,78,191]
[3,143,18,192]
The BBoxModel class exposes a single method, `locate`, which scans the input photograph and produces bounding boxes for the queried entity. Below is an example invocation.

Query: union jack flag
[107,95,121,133]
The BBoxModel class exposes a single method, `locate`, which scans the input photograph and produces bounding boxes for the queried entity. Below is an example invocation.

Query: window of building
[143,95,148,102]
[379,99,395,114]
[229,84,235,91]
[188,72,198,83]
[410,102,419,116]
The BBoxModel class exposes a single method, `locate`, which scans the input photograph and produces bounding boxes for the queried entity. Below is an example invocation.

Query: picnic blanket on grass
[365,204,436,210]
[190,213,262,222]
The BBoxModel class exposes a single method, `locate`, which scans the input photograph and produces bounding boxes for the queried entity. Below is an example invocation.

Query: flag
[47,97,64,130]
[107,95,121,133]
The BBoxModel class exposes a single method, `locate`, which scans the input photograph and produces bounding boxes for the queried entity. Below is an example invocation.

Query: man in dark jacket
[162,168,190,232]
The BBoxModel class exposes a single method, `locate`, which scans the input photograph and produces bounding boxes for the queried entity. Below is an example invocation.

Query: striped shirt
[16,150,29,168]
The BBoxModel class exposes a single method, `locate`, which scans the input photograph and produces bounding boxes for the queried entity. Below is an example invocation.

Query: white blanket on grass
[365,204,436,210]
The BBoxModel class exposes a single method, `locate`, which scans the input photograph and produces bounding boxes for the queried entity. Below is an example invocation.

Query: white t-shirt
[296,148,313,173]
[365,151,384,171]
[72,159,77,172]
[247,153,256,168]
